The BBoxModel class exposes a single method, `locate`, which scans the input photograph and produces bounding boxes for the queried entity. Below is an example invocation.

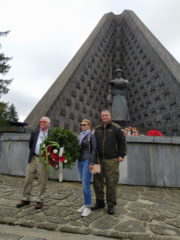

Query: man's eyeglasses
[80,124,88,126]
[40,120,48,123]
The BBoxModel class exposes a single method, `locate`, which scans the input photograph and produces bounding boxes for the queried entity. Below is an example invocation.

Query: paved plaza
[0,174,180,240]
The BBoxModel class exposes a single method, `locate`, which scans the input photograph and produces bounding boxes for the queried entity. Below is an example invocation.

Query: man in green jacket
[92,109,127,214]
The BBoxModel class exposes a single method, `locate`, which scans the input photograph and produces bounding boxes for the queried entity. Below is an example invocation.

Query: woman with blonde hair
[77,119,96,217]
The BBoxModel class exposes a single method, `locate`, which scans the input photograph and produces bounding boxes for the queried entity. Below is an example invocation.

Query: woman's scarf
[79,130,91,144]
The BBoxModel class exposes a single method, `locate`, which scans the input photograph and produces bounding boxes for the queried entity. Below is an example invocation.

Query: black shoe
[35,202,43,209]
[107,206,114,215]
[91,200,105,210]
[16,200,30,208]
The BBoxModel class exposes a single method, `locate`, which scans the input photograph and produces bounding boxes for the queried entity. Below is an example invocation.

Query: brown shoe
[16,200,30,208]
[35,202,43,209]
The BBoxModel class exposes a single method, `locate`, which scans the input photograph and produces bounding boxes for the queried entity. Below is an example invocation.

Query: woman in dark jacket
[77,119,96,217]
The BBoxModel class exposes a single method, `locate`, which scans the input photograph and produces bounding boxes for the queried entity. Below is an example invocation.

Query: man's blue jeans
[78,160,92,206]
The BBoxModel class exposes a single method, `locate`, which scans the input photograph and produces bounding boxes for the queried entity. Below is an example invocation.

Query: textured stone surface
[150,224,180,235]
[1,133,180,188]
[128,208,153,222]
[115,220,146,233]
[0,223,125,240]
[0,232,23,240]
[24,11,180,137]
[91,215,118,230]
[166,216,180,228]
[0,174,180,239]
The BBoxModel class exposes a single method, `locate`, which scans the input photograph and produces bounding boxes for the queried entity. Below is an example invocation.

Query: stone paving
[0,223,116,240]
[0,174,180,240]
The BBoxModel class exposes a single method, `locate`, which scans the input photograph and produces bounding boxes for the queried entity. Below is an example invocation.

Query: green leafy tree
[0,102,8,125]
[0,31,19,126]
[0,31,12,97]
[4,103,19,122]
[0,102,19,125]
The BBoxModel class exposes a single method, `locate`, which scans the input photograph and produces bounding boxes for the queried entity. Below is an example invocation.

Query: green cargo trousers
[93,158,119,207]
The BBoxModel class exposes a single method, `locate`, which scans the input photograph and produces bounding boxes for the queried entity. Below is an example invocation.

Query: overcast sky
[0,0,180,121]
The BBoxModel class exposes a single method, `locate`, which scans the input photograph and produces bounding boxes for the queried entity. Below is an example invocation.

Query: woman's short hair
[81,119,91,126]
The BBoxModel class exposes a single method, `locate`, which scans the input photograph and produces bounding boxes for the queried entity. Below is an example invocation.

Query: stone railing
[0,133,180,187]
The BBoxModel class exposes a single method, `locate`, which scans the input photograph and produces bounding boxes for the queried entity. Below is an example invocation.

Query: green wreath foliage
[40,127,80,170]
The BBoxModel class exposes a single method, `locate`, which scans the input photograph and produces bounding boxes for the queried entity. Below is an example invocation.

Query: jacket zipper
[102,127,106,158]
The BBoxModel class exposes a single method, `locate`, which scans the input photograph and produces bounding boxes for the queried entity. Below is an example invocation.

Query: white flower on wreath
[53,149,58,153]
[64,159,68,163]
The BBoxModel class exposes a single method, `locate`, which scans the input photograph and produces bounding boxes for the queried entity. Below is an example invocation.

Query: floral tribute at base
[122,126,142,136]
[39,127,80,171]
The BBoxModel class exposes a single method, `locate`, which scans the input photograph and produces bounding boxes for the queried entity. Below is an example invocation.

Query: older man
[16,116,50,209]
[92,110,127,214]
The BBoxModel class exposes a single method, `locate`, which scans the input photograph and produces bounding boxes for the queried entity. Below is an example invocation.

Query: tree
[4,103,19,122]
[0,31,12,97]
[0,31,19,126]
[0,102,19,124]
[0,102,8,125]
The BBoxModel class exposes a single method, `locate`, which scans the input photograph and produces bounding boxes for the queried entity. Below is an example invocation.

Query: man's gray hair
[40,116,51,124]
[101,109,111,115]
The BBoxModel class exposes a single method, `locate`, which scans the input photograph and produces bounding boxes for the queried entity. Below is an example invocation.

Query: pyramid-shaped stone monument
[25,10,180,136]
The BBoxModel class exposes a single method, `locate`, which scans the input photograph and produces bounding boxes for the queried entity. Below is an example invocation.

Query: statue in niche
[107,69,130,125]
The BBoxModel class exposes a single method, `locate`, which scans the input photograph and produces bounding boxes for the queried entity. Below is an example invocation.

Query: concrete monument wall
[116,11,180,136]
[1,133,180,187]
[25,10,180,136]
[25,13,115,131]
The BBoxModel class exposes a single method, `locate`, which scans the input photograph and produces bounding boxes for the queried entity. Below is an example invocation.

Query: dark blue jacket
[78,132,97,164]
[28,130,39,162]
[28,129,49,162]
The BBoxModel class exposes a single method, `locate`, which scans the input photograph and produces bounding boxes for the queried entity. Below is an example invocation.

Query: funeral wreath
[39,127,80,171]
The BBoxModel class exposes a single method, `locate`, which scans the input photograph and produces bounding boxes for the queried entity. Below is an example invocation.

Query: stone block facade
[25,10,180,136]
[117,11,180,136]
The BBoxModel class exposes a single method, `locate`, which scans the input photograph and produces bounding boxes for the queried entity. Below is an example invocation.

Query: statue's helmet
[114,69,123,74]
[114,69,123,78]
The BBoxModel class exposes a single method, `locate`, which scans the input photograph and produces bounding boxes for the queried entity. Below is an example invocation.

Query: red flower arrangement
[39,127,80,171]
[122,126,142,136]
[40,142,67,170]
[146,130,163,136]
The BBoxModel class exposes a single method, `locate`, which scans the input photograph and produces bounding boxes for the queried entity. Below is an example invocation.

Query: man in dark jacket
[16,116,50,209]
[92,110,127,214]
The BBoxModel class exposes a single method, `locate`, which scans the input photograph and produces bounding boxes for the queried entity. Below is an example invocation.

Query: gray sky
[0,0,180,121]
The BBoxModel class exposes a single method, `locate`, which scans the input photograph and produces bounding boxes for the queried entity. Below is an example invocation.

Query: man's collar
[100,121,112,128]
[40,128,49,132]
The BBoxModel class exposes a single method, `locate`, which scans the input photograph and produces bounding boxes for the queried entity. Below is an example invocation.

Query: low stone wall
[0,133,180,187]
[0,133,30,176]
[125,135,180,187]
